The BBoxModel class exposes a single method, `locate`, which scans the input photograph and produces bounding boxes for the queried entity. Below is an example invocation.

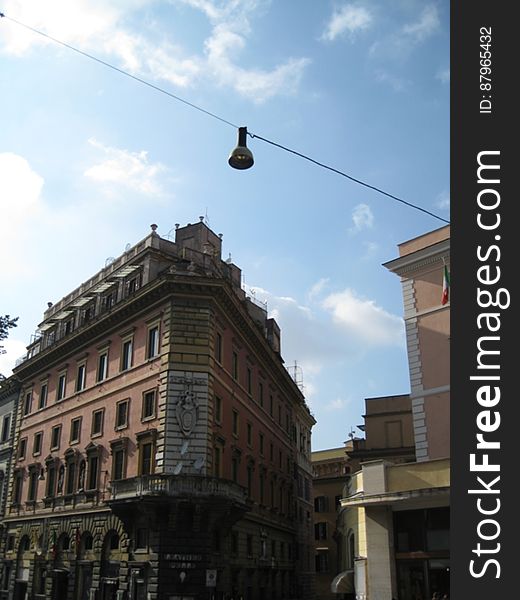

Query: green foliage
[0,314,18,354]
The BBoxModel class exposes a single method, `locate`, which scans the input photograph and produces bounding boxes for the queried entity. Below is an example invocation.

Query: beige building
[336,226,450,600]
[311,447,351,600]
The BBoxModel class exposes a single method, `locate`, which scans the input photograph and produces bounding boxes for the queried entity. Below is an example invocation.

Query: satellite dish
[173,462,183,475]
[180,440,189,455]
[105,257,115,267]
[125,243,131,252]
[194,457,205,470]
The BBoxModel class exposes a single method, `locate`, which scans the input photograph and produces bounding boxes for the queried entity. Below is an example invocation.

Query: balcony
[110,473,250,505]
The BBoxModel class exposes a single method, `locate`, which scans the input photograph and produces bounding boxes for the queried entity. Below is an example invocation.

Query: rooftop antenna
[288,361,304,392]
[204,208,210,228]
[347,427,356,440]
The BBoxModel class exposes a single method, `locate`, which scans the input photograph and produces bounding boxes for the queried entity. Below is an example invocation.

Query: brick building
[1,221,315,600]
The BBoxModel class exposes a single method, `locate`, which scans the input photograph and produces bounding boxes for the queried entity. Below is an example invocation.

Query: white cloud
[84,138,169,196]
[436,67,450,84]
[325,397,349,412]
[0,153,45,277]
[321,4,373,41]
[350,203,374,231]
[322,288,404,347]
[403,5,440,43]
[362,241,379,260]
[308,278,330,301]
[1,0,308,103]
[435,190,450,210]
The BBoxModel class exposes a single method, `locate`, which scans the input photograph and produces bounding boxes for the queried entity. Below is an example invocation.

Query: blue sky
[0,0,449,450]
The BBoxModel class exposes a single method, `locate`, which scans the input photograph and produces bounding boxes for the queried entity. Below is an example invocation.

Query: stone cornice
[383,239,450,277]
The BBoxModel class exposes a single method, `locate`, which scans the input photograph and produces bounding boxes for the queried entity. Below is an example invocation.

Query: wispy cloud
[84,138,169,196]
[321,3,373,42]
[322,288,404,347]
[403,5,440,43]
[325,397,349,412]
[435,190,450,210]
[436,67,450,84]
[308,278,330,301]
[350,203,374,232]
[369,4,442,71]
[1,0,309,103]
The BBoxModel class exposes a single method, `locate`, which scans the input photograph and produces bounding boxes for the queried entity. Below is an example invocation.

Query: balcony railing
[110,474,249,505]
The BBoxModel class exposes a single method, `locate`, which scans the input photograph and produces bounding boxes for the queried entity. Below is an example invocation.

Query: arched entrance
[13,535,30,600]
[51,533,71,600]
[100,531,120,600]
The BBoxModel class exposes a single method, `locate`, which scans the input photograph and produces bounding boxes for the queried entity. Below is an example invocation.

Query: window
[314,522,328,540]
[259,433,264,455]
[214,396,222,423]
[57,372,67,401]
[13,470,24,504]
[232,410,239,436]
[91,408,104,437]
[33,432,43,456]
[110,438,128,481]
[76,363,86,392]
[64,317,74,335]
[39,383,48,409]
[23,391,32,416]
[247,465,253,497]
[258,381,264,407]
[315,552,329,573]
[66,459,77,495]
[246,534,253,557]
[27,467,39,502]
[314,496,329,513]
[136,528,148,550]
[269,394,273,417]
[278,450,282,469]
[137,429,156,476]
[70,417,82,444]
[247,367,252,394]
[142,390,156,421]
[84,444,101,491]
[1,414,10,443]
[51,425,62,450]
[231,457,239,483]
[270,443,274,462]
[259,472,265,504]
[278,404,282,425]
[87,454,99,490]
[115,400,129,430]
[214,446,221,477]
[215,332,222,363]
[140,442,153,475]
[18,437,27,460]
[232,351,238,380]
[231,531,239,555]
[147,325,159,359]
[46,461,56,498]
[97,351,108,382]
[121,338,133,371]
[247,423,252,446]
[127,275,140,295]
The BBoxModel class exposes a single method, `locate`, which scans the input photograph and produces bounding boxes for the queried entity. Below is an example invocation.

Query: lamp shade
[228,127,254,170]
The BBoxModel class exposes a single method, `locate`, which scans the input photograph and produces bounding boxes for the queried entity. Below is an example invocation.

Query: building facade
[1,221,316,600]
[0,376,20,595]
[336,226,450,600]
[311,447,350,600]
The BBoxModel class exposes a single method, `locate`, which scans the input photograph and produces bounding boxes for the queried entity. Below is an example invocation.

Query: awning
[331,570,354,594]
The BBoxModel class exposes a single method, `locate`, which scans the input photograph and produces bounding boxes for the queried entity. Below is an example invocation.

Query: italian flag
[441,264,450,305]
